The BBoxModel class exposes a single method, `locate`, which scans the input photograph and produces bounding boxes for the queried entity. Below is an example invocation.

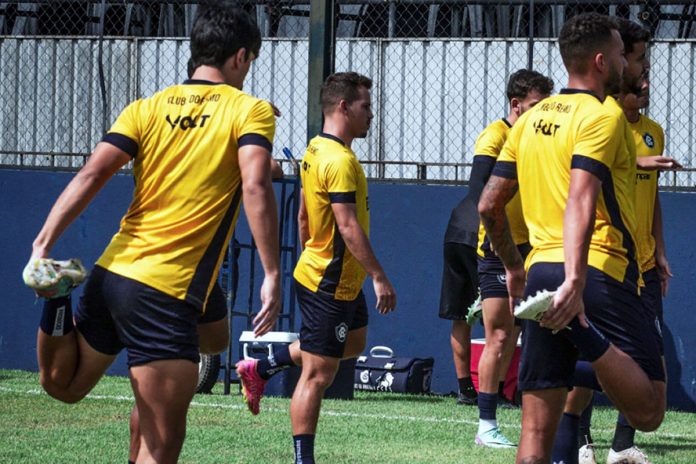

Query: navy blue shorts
[641,268,664,355]
[438,243,478,320]
[75,266,202,367]
[518,263,664,392]
[477,243,531,300]
[295,279,368,358]
[199,283,227,324]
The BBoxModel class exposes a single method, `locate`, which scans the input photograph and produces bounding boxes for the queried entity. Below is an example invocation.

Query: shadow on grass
[353,393,451,403]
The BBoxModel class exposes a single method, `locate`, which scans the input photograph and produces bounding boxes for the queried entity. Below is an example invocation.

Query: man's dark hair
[616,17,651,54]
[559,13,619,74]
[506,69,554,101]
[320,72,373,113]
[189,2,261,70]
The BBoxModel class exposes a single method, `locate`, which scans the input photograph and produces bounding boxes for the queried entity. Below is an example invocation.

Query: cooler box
[239,331,355,400]
[470,337,521,401]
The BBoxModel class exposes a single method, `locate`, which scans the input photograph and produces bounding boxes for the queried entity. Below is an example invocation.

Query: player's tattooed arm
[478,174,524,269]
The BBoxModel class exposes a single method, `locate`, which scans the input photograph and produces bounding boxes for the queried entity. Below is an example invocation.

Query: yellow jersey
[474,118,529,257]
[631,115,665,272]
[294,134,369,301]
[496,90,640,285]
[97,79,275,310]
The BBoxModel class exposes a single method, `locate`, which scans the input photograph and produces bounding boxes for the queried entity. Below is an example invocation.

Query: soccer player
[478,13,666,463]
[27,5,281,463]
[469,69,553,448]
[246,72,396,464]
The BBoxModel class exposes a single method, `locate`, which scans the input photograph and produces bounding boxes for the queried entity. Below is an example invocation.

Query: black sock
[293,434,315,464]
[458,376,475,393]
[552,413,580,464]
[497,380,506,399]
[565,318,610,362]
[611,413,636,451]
[573,361,602,391]
[478,392,497,420]
[578,401,594,448]
[257,344,296,380]
[39,296,73,336]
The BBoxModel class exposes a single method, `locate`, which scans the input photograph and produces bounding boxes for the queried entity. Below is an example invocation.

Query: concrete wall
[1,169,694,410]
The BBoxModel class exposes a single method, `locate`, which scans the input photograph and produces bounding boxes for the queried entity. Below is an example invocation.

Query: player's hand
[505,263,525,316]
[636,156,683,171]
[373,273,396,315]
[655,253,673,297]
[268,101,282,117]
[253,274,281,337]
[541,278,587,331]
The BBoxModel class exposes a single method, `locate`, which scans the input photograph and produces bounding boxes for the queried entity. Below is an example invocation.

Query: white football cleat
[578,443,597,464]
[23,258,87,299]
[606,446,652,464]
[514,289,556,321]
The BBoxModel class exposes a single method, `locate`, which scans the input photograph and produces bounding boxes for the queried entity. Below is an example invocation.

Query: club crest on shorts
[335,322,348,342]
[643,132,655,148]
[497,274,507,285]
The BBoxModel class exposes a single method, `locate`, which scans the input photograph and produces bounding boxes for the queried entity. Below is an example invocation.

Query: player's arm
[478,173,525,306]
[31,143,131,259]
[636,156,682,171]
[239,144,281,336]
[331,202,396,314]
[542,168,599,331]
[298,189,309,250]
[652,191,672,296]
[466,155,497,206]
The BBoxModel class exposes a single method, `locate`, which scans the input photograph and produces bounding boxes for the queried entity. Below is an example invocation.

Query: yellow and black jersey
[474,119,529,257]
[97,79,275,310]
[294,134,369,301]
[632,115,665,272]
[496,89,640,285]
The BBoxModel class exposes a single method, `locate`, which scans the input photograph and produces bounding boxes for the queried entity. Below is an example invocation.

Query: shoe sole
[475,436,517,449]
[236,363,261,415]
[514,290,556,321]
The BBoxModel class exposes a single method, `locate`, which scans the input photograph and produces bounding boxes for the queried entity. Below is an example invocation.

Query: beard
[606,65,623,96]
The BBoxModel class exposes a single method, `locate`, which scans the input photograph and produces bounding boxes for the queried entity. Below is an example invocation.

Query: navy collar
[319,132,346,146]
[501,118,512,128]
[183,79,224,86]
[560,88,602,102]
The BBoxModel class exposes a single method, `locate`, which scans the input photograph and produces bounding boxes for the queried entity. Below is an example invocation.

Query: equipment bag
[354,346,434,394]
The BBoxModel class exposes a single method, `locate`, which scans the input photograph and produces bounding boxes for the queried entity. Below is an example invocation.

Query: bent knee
[626,408,665,432]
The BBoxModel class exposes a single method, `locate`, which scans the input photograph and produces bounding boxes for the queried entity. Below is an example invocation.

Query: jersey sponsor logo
[643,132,655,148]
[165,114,211,130]
[335,322,348,343]
[302,160,311,172]
[533,118,561,136]
[637,173,651,181]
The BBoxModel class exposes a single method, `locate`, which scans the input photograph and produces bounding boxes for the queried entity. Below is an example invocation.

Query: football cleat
[606,446,652,464]
[514,289,556,322]
[23,258,87,299]
[236,358,267,415]
[578,443,597,464]
[466,293,483,326]
[475,427,517,448]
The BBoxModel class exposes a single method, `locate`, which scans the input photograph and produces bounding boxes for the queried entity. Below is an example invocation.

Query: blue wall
[1,170,695,411]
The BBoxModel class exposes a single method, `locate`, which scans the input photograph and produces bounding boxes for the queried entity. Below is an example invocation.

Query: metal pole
[307,0,336,142]
[527,0,534,70]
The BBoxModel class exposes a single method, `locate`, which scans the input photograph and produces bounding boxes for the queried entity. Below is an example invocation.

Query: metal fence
[1,0,695,189]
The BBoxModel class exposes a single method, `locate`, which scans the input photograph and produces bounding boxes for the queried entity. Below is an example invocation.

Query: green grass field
[1,369,694,463]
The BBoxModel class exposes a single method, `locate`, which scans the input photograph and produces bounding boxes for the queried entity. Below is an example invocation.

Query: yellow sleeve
[108,100,142,142]
[239,99,276,147]
[323,155,357,201]
[497,125,520,164]
[573,112,621,169]
[474,125,506,159]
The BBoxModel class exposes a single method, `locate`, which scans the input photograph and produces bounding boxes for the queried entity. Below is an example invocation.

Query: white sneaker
[475,427,516,448]
[606,446,652,464]
[514,289,556,321]
[579,443,597,464]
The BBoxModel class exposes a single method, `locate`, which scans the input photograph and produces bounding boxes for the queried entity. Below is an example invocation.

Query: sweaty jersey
[495,89,640,285]
[294,134,369,301]
[97,79,275,310]
[475,119,528,257]
[632,115,665,272]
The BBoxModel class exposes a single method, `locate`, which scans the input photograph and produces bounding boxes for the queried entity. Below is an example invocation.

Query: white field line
[0,385,690,441]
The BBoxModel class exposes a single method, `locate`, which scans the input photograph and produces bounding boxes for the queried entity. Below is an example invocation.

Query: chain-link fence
[1,0,695,188]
